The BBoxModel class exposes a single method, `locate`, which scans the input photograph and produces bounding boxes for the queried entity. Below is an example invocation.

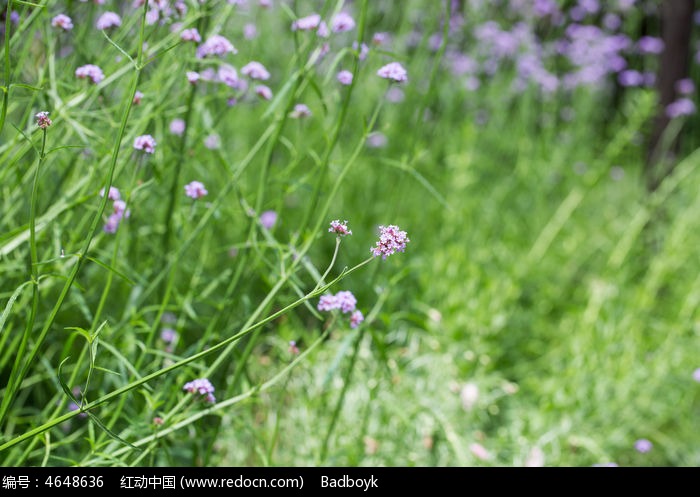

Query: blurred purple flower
[666,98,696,118]
[634,439,652,453]
[637,36,664,54]
[260,210,277,229]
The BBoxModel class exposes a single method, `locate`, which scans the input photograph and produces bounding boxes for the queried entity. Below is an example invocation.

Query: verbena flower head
[170,118,186,136]
[291,13,321,31]
[349,310,364,328]
[35,111,52,129]
[132,91,144,105]
[241,61,270,80]
[260,210,277,229]
[134,134,156,153]
[634,439,653,453]
[255,85,273,100]
[186,71,200,84]
[337,70,353,85]
[204,133,221,149]
[196,34,237,58]
[100,186,120,201]
[96,11,121,29]
[183,378,216,403]
[693,368,700,382]
[288,340,300,355]
[290,103,311,118]
[160,328,178,344]
[181,28,201,42]
[331,12,355,33]
[317,290,357,313]
[75,64,104,84]
[666,98,696,118]
[317,294,338,311]
[675,78,695,95]
[328,219,352,236]
[51,14,73,30]
[371,224,410,259]
[377,62,408,83]
[184,180,208,199]
[335,291,357,313]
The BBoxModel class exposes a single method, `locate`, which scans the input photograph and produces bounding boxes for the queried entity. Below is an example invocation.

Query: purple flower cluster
[184,180,208,199]
[370,225,410,260]
[317,290,364,329]
[51,14,73,31]
[100,187,130,234]
[75,64,104,84]
[95,11,121,30]
[196,34,237,58]
[134,134,157,154]
[183,378,216,404]
[377,62,408,83]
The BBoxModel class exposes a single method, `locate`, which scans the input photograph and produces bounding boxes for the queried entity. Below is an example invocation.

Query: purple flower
[328,219,352,236]
[160,328,178,344]
[255,85,273,100]
[184,180,208,199]
[291,13,321,31]
[103,214,121,234]
[335,291,357,313]
[170,118,186,136]
[35,111,52,129]
[316,21,329,38]
[349,310,364,328]
[353,41,369,61]
[244,23,257,39]
[96,11,121,30]
[288,340,300,355]
[618,70,644,87]
[290,103,311,118]
[218,64,241,88]
[100,186,120,201]
[377,62,408,83]
[186,71,200,84]
[51,14,73,31]
[183,378,216,403]
[693,368,700,382]
[134,134,156,154]
[331,12,355,33]
[370,224,410,259]
[666,98,696,118]
[75,64,104,84]
[337,70,353,85]
[634,439,653,453]
[675,78,695,95]
[181,28,201,42]
[241,61,270,80]
[637,36,664,54]
[317,294,338,311]
[204,133,221,149]
[196,34,237,58]
[260,210,277,229]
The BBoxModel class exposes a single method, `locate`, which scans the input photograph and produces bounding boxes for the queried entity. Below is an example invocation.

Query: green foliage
[0,0,699,467]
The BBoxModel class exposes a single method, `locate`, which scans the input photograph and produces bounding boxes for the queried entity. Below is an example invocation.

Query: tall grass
[1,0,699,467]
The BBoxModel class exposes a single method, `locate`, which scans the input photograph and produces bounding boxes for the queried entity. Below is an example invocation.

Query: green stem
[319,326,365,463]
[297,0,369,236]
[0,0,150,428]
[0,255,374,452]
[0,0,12,137]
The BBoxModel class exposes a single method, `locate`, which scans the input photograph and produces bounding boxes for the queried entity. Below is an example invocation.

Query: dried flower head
[35,111,52,129]
[328,219,352,236]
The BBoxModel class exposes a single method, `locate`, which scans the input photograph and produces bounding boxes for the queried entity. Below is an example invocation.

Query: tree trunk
[646,0,694,192]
